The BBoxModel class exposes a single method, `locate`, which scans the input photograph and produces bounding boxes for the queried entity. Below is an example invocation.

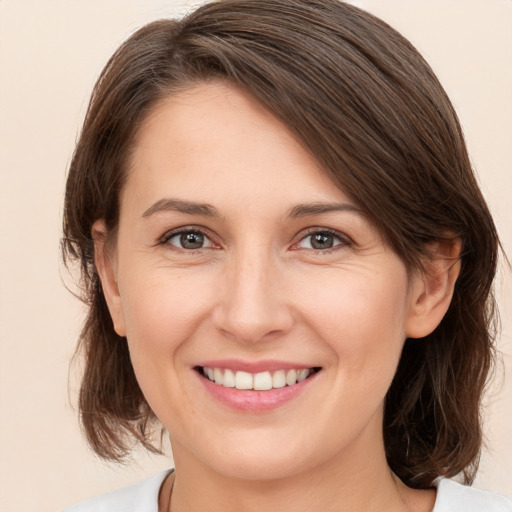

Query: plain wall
[0,1,510,510]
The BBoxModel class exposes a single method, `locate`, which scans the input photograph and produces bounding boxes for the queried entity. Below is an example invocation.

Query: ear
[405,238,462,339]
[92,219,126,337]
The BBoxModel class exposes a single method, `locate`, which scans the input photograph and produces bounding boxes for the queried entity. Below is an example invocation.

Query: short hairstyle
[62,0,500,488]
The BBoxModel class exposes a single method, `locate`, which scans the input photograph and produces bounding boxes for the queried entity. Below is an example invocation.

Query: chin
[207,451,308,482]
[172,427,315,482]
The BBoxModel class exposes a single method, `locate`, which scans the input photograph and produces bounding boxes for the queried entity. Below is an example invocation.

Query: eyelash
[159,226,351,253]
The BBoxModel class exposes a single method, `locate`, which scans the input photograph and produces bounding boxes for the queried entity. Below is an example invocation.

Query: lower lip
[197,371,319,412]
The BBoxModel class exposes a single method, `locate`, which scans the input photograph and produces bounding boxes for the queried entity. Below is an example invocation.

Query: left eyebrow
[287,202,362,218]
[142,198,222,218]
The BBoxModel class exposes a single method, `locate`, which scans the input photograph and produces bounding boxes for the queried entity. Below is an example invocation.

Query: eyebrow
[141,198,361,220]
[287,202,362,218]
[142,198,222,218]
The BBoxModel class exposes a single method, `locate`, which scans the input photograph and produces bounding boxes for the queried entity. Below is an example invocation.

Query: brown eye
[180,232,204,249]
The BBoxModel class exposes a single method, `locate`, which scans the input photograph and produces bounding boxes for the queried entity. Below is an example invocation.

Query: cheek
[295,267,410,372]
[118,267,216,365]
[116,268,219,424]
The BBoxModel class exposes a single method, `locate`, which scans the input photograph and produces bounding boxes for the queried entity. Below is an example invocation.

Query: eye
[297,230,347,250]
[164,229,214,250]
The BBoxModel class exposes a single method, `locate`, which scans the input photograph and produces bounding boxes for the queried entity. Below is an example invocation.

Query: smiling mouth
[196,366,321,391]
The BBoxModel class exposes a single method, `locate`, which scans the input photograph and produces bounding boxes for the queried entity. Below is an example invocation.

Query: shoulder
[434,479,512,512]
[62,470,172,512]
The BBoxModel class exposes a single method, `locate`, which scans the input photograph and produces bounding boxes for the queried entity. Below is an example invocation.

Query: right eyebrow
[141,198,222,218]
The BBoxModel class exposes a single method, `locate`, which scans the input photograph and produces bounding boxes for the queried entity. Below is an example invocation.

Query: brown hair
[62,0,500,488]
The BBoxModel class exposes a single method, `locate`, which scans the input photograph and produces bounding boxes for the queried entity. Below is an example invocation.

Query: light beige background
[0,1,510,510]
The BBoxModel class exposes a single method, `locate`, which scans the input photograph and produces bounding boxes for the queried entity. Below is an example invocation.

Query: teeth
[223,369,235,388]
[235,371,253,390]
[202,367,315,390]
[272,370,286,388]
[285,369,297,386]
[253,371,272,391]
[297,369,309,382]
[213,368,224,386]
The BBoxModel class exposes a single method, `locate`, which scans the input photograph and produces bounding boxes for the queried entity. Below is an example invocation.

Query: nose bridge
[213,241,292,343]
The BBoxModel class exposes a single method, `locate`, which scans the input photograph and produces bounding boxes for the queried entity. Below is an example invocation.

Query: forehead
[125,82,351,213]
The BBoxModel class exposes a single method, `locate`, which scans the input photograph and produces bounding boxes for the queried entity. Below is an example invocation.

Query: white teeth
[253,371,273,391]
[297,369,309,382]
[223,369,236,388]
[202,367,315,390]
[272,370,286,388]
[285,369,298,386]
[235,371,253,389]
[213,368,224,386]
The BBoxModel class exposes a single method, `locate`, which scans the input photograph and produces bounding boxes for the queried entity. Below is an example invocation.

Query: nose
[212,248,294,344]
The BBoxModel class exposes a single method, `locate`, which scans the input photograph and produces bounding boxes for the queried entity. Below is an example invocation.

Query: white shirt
[63,470,512,512]
[434,479,511,511]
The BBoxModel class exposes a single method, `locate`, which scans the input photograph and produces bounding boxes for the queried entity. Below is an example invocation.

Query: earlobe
[405,238,462,339]
[92,219,126,337]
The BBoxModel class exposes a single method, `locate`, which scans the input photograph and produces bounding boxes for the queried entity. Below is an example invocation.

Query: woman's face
[99,82,427,480]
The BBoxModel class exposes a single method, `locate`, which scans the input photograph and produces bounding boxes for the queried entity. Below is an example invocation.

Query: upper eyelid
[300,227,345,236]
[297,227,351,243]
[160,225,213,242]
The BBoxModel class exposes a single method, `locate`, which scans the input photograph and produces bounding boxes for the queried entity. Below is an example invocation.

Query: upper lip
[196,359,318,374]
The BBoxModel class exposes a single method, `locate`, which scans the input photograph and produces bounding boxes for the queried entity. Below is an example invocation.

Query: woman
[62,0,511,510]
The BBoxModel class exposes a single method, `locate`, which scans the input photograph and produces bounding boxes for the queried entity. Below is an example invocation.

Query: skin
[94,82,460,512]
